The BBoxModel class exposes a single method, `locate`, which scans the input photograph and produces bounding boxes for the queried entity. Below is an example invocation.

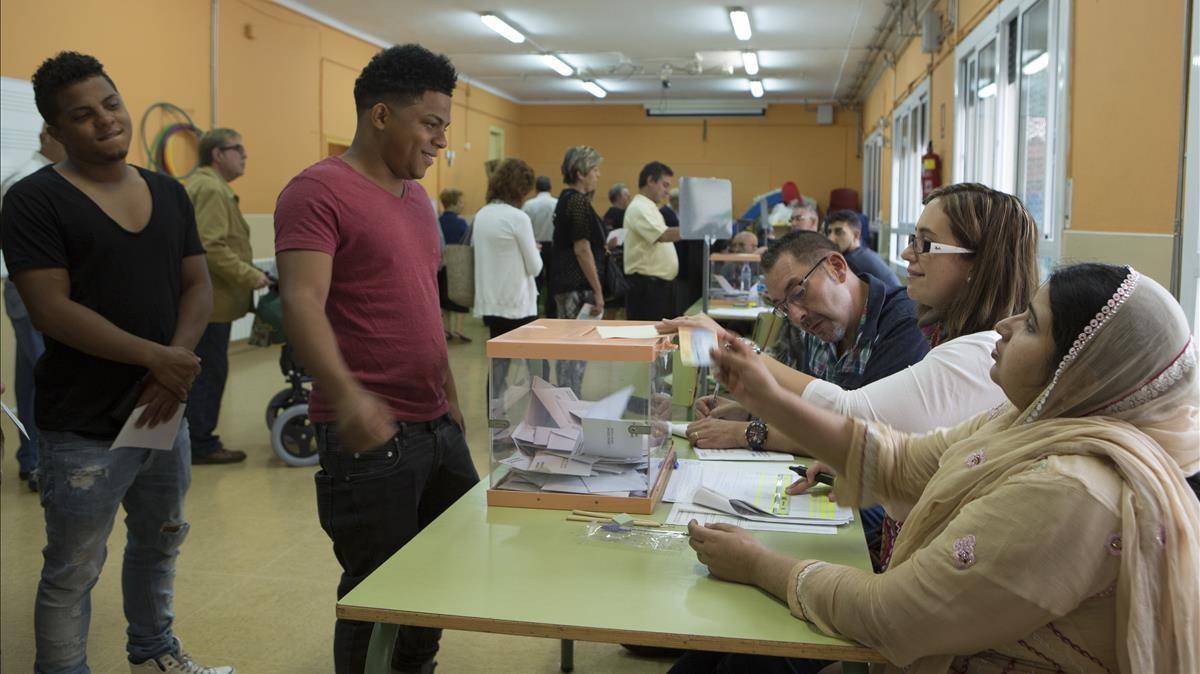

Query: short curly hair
[486,158,535,207]
[354,44,456,113]
[31,51,117,124]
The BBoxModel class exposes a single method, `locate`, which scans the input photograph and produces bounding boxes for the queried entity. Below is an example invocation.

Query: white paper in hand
[111,403,186,451]
[2,401,30,439]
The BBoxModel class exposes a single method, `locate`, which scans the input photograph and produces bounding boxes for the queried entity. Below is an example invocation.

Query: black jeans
[483,315,548,391]
[537,242,556,318]
[315,416,479,674]
[186,321,231,456]
[626,273,677,321]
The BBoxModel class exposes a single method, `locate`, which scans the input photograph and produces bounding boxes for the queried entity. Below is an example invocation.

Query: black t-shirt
[550,188,605,294]
[0,165,205,439]
[602,206,625,232]
[660,205,680,228]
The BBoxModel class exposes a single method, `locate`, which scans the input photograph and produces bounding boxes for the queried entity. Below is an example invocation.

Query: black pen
[788,464,836,486]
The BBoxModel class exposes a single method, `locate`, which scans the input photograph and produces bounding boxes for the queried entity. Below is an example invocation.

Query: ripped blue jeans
[34,421,192,674]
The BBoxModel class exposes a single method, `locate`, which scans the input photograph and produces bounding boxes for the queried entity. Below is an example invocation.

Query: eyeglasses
[218,144,246,156]
[906,233,973,256]
[763,257,829,319]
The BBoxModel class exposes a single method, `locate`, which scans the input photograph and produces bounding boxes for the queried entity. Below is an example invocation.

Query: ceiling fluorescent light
[582,81,607,99]
[729,8,752,41]
[480,13,525,44]
[542,54,574,77]
[1021,52,1049,76]
[977,82,997,99]
[742,51,759,76]
[749,79,764,98]
[645,100,766,117]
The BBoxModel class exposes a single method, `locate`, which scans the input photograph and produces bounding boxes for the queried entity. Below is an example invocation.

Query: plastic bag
[580,521,691,552]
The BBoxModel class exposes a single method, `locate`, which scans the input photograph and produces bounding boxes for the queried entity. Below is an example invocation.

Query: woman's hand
[709,332,781,416]
[785,460,837,500]
[687,417,749,449]
[688,520,769,585]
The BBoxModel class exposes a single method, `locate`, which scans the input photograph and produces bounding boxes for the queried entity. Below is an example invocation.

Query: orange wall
[0,0,523,218]
[519,104,862,217]
[1069,0,1184,234]
[858,0,1185,238]
[0,0,213,169]
[435,83,523,217]
[0,0,861,226]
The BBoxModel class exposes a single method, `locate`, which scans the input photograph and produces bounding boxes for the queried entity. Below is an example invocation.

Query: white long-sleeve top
[801,331,1007,433]
[472,201,543,319]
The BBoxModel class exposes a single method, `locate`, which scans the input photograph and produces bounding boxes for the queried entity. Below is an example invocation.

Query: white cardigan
[472,202,543,319]
[801,331,1007,432]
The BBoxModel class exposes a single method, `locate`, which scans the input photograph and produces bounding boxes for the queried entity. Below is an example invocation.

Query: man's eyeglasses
[906,233,973,256]
[218,144,246,156]
[763,256,829,319]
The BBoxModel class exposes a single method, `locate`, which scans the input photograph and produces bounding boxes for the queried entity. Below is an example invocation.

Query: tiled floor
[0,316,675,673]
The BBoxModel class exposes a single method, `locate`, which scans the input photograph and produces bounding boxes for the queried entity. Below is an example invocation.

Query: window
[862,129,884,232]
[890,80,930,267]
[1181,0,1200,333]
[954,0,1070,273]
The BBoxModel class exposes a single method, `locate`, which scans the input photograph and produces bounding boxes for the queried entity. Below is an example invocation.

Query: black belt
[629,273,673,285]
[395,417,441,436]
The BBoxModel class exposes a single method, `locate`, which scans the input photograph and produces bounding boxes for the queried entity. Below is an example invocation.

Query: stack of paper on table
[495,378,653,496]
[692,448,793,461]
[665,461,853,534]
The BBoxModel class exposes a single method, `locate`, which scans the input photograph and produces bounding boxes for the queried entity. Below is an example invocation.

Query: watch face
[746,420,767,449]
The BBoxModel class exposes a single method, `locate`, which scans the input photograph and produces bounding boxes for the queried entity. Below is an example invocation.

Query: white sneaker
[129,639,235,674]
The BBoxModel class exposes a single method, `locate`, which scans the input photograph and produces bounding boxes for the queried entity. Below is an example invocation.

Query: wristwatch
[745,418,768,451]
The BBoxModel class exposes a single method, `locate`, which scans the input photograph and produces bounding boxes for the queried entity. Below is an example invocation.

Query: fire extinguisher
[921,142,942,199]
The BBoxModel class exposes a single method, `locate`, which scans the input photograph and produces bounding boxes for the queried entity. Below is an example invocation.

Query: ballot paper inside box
[484,319,677,514]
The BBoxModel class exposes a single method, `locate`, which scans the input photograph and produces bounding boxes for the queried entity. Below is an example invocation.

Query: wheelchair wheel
[265,387,309,429]
[270,403,319,467]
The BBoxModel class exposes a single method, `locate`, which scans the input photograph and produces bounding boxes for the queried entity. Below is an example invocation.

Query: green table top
[338,446,882,662]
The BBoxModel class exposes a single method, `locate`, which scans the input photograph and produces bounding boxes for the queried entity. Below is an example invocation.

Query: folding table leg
[364,623,400,674]
[560,639,575,672]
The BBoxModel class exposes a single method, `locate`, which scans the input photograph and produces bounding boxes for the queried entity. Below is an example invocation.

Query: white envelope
[111,404,186,451]
[528,451,596,476]
[579,418,648,460]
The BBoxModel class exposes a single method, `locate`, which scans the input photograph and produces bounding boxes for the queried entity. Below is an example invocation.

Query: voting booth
[485,319,676,514]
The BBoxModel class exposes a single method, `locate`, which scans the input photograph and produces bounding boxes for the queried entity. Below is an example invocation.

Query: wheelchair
[252,280,318,467]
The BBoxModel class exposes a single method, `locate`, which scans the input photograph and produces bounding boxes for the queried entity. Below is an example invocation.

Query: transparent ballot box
[707,253,764,308]
[485,319,676,514]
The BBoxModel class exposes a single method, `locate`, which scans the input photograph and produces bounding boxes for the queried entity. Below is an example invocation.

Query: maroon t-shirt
[274,156,447,423]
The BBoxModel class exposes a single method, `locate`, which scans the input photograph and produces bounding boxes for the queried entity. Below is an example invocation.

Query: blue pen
[788,464,835,486]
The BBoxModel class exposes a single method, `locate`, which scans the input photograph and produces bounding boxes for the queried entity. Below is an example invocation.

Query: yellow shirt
[622,193,678,281]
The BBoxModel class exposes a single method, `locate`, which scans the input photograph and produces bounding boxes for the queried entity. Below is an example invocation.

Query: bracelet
[794,561,828,622]
[740,337,763,354]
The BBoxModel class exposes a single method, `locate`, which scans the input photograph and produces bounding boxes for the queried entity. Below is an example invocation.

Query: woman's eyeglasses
[906,233,973,256]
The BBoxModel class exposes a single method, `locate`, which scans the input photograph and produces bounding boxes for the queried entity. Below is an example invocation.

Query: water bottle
[751,275,766,307]
[739,262,752,292]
